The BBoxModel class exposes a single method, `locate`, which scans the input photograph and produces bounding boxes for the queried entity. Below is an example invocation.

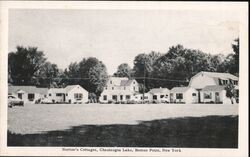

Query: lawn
[8,103,238,147]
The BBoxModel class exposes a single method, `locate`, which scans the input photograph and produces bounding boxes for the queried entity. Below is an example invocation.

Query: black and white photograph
[0,1,248,156]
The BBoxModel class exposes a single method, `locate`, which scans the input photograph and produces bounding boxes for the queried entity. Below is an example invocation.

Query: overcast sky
[9,9,240,75]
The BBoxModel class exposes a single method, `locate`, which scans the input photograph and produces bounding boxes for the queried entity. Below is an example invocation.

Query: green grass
[8,115,238,148]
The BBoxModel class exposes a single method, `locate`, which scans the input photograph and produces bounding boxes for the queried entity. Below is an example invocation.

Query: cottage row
[99,71,239,104]
[8,71,239,104]
[8,85,88,104]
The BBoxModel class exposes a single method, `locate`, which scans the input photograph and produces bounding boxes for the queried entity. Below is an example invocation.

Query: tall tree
[231,38,239,75]
[133,51,161,91]
[35,62,60,87]
[8,46,46,85]
[65,57,108,96]
[113,63,133,78]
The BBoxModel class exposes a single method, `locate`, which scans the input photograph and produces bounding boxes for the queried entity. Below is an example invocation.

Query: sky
[9,9,240,75]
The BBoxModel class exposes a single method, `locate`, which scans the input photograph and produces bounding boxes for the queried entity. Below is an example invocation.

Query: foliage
[8,38,239,94]
[225,83,237,104]
[35,62,60,87]
[64,57,108,95]
[113,63,133,78]
[8,46,46,85]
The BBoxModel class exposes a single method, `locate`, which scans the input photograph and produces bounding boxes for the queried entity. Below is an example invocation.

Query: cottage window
[112,95,117,100]
[192,93,196,96]
[126,95,130,100]
[56,93,63,97]
[120,95,123,100]
[204,93,212,99]
[28,93,35,101]
[49,93,52,96]
[112,87,114,90]
[74,93,83,100]
[133,87,135,91]
[176,93,183,99]
[218,79,222,85]
[103,95,107,100]
[160,95,164,98]
[234,81,238,85]
[153,95,157,100]
[165,94,168,98]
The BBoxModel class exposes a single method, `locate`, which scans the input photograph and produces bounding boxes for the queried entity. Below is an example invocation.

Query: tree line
[8,38,239,97]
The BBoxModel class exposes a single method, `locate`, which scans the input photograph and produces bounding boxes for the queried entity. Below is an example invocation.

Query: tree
[35,62,60,87]
[8,46,46,85]
[225,83,237,104]
[64,57,108,96]
[132,51,162,92]
[113,63,133,78]
[231,38,239,75]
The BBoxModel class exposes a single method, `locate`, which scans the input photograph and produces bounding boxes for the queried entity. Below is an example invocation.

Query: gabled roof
[48,88,65,93]
[64,85,78,93]
[149,88,170,93]
[171,86,193,93]
[202,85,225,91]
[201,71,238,81]
[109,77,128,86]
[8,86,48,94]
[120,80,134,86]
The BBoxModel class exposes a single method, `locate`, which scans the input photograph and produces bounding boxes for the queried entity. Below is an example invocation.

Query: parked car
[40,98,53,104]
[161,96,169,103]
[8,95,24,107]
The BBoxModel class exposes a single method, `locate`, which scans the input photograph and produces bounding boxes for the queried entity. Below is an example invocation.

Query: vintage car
[8,95,24,107]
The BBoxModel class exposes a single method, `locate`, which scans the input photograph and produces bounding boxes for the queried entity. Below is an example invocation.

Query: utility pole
[143,61,146,101]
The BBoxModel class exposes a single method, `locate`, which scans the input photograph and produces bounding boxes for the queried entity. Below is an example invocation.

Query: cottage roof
[202,71,238,81]
[8,86,48,94]
[64,85,78,92]
[202,85,225,91]
[171,86,192,93]
[120,80,134,86]
[149,88,169,93]
[108,77,128,86]
[48,88,65,93]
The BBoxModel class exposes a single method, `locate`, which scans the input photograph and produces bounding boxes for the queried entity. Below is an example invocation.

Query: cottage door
[215,92,220,103]
[170,93,173,103]
[18,93,22,99]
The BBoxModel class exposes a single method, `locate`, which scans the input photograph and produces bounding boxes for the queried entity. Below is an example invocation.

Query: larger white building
[99,77,140,103]
[189,71,239,103]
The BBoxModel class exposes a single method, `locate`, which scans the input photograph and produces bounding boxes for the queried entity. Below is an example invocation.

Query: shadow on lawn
[8,115,238,148]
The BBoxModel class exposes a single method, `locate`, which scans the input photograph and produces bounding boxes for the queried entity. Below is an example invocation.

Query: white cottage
[47,88,66,103]
[65,85,88,103]
[100,77,140,103]
[201,85,231,104]
[8,86,48,103]
[147,87,170,102]
[100,89,136,103]
[48,85,88,104]
[189,71,239,103]
[170,86,198,104]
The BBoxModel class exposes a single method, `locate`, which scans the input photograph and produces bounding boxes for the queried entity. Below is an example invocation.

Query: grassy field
[8,103,238,147]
